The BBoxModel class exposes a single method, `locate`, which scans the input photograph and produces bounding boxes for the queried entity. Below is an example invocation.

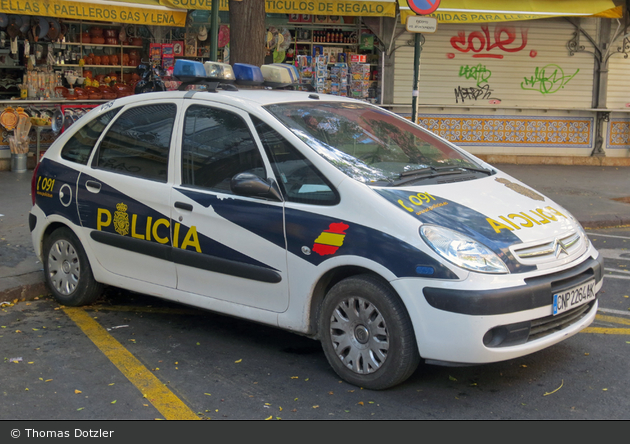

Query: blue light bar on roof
[233,63,264,86]
[173,59,206,81]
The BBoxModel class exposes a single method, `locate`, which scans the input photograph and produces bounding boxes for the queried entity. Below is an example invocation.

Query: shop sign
[406,15,437,33]
[159,0,229,11]
[0,0,187,27]
[349,54,366,63]
[265,1,397,17]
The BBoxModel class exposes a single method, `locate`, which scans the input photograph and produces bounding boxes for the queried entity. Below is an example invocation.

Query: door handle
[174,201,193,211]
[85,180,101,193]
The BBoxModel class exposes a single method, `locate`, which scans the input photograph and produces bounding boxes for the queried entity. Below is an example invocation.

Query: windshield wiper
[392,165,493,186]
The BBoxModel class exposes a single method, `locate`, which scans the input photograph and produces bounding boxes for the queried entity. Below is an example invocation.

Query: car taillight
[31,163,40,206]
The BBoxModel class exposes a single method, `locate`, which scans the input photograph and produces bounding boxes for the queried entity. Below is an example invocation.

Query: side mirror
[231,173,283,202]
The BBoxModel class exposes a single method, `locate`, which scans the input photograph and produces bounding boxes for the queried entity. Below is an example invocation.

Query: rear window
[94,104,176,182]
[61,108,120,165]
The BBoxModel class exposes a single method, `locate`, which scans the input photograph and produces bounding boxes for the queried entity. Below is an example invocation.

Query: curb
[477,155,630,167]
[0,280,50,304]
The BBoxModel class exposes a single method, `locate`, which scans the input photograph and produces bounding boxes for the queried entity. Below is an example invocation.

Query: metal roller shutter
[393,18,597,109]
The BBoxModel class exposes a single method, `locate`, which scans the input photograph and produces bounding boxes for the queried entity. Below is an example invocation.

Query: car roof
[105,88,359,111]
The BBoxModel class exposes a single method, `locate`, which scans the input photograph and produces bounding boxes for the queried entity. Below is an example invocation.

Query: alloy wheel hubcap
[48,239,80,296]
[329,296,389,374]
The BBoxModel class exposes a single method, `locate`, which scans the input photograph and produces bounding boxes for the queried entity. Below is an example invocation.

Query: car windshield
[265,101,485,185]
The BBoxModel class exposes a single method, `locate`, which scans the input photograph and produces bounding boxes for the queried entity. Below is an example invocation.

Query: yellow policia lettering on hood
[486,206,568,234]
[97,205,201,252]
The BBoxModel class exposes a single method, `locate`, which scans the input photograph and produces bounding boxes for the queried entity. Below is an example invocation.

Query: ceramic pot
[90,27,103,37]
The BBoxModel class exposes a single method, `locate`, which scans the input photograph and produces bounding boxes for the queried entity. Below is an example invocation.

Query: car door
[76,100,180,288]
[170,101,289,312]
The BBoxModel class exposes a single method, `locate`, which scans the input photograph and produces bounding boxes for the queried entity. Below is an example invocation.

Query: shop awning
[398,0,623,24]
[0,0,188,26]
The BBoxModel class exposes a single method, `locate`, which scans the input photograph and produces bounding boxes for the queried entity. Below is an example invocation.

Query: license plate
[553,279,596,316]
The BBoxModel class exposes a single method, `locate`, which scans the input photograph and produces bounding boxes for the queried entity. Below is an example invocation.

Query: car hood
[373,173,581,273]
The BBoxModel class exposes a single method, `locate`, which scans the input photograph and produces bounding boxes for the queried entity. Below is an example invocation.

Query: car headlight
[571,216,591,249]
[420,225,509,274]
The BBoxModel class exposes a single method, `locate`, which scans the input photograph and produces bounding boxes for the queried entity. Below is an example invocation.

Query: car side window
[181,105,265,193]
[61,108,120,165]
[94,103,176,182]
[252,116,339,206]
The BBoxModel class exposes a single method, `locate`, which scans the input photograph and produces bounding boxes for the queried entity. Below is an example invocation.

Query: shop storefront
[1,0,400,170]
[388,0,630,160]
[0,0,189,169]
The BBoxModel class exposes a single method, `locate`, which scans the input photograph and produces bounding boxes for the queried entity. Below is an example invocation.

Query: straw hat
[197,25,208,42]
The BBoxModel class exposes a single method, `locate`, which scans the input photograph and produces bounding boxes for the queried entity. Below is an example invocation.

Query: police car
[29,61,603,390]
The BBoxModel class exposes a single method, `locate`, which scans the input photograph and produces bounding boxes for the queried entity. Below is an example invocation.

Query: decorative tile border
[412,114,594,148]
[608,118,630,149]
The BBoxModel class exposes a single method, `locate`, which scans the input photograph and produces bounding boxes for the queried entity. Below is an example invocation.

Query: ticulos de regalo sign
[0,0,187,26]
[264,0,397,17]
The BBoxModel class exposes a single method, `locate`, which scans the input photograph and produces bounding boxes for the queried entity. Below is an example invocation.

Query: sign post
[406,1,440,125]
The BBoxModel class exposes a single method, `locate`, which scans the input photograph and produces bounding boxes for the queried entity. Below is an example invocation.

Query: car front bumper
[392,253,603,365]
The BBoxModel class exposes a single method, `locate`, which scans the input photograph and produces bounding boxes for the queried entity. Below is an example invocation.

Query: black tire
[43,227,103,306]
[319,274,420,390]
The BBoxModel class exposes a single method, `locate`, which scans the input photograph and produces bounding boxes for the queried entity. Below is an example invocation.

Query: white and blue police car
[29,60,602,389]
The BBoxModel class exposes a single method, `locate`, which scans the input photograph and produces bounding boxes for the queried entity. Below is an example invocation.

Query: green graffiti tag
[458,64,492,87]
[521,64,579,94]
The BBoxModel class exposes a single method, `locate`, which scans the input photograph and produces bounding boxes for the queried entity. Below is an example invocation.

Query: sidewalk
[1,163,630,303]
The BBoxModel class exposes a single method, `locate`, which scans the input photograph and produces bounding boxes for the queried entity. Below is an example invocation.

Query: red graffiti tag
[450,25,528,59]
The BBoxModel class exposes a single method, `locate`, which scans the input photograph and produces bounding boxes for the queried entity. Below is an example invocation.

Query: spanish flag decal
[313,222,350,256]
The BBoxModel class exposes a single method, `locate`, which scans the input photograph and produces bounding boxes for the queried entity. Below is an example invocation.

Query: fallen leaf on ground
[75,390,82,394]
[543,380,564,396]
[111,400,117,404]
[234,359,242,363]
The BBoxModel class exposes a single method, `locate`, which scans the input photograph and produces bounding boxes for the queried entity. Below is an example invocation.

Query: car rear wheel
[319,274,420,390]
[43,227,103,306]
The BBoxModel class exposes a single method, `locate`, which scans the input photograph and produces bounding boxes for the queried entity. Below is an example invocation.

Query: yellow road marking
[63,307,199,420]
[581,327,630,335]
[580,314,630,335]
[595,314,630,326]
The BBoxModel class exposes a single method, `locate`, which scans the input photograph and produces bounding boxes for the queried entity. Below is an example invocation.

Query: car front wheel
[319,274,420,390]
[43,227,102,306]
